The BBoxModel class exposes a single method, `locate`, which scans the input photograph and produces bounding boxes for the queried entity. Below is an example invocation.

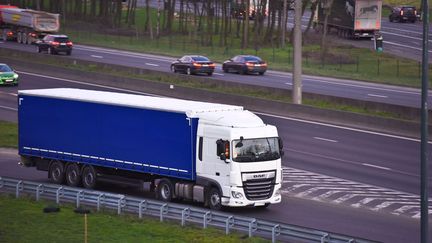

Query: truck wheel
[207,187,222,210]
[49,161,65,184]
[17,32,22,44]
[157,179,174,202]
[82,165,97,189]
[22,33,28,45]
[1,30,7,42]
[66,163,81,187]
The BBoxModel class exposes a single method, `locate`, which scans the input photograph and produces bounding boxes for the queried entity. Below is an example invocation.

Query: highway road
[0,41,428,109]
[0,71,431,242]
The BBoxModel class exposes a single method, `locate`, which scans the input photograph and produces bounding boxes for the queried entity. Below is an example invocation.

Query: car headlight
[274,188,281,197]
[231,191,244,199]
[13,74,18,79]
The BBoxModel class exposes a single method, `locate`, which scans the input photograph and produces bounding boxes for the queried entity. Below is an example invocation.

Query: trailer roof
[18,88,252,120]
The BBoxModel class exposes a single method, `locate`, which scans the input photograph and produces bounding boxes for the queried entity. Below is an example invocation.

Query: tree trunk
[320,0,334,62]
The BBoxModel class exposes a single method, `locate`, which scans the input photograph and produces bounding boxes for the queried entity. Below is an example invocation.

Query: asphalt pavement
[1,71,431,242]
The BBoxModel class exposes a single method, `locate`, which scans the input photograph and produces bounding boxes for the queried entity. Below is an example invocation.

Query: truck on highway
[18,88,283,210]
[314,0,382,38]
[0,5,60,44]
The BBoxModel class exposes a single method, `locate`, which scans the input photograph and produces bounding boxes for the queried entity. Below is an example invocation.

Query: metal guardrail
[0,176,377,243]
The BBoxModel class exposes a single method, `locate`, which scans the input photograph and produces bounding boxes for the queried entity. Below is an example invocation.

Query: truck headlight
[231,191,244,199]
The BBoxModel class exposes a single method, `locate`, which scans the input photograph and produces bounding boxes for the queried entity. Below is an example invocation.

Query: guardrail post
[15,181,23,198]
[181,208,190,226]
[225,216,234,235]
[76,190,84,208]
[138,200,147,219]
[97,193,105,211]
[36,184,44,201]
[321,233,329,243]
[0,176,3,188]
[160,203,168,222]
[203,211,212,229]
[248,219,257,237]
[272,224,281,243]
[117,196,125,215]
[56,187,63,204]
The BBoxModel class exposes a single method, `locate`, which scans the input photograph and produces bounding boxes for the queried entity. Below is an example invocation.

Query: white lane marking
[145,63,159,67]
[285,82,292,85]
[90,55,104,59]
[384,40,432,53]
[213,73,224,76]
[381,30,432,43]
[0,105,17,111]
[15,71,427,145]
[255,112,428,143]
[313,137,338,143]
[362,163,391,171]
[0,91,17,97]
[367,94,388,98]
[382,26,432,37]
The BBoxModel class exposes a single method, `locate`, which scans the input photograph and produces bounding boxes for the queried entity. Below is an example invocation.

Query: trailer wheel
[207,187,222,210]
[49,161,65,184]
[1,30,7,42]
[17,32,22,44]
[82,165,97,189]
[65,163,81,187]
[22,32,28,45]
[157,179,174,202]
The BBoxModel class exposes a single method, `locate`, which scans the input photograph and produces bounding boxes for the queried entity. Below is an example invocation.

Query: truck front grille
[243,177,275,201]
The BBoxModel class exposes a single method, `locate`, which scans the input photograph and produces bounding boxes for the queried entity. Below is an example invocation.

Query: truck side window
[216,139,230,159]
[198,137,203,161]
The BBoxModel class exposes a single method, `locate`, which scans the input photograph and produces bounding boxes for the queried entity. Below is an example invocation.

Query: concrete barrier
[1,50,429,138]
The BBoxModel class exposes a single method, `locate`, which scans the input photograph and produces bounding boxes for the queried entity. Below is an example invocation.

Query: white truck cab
[196,110,283,208]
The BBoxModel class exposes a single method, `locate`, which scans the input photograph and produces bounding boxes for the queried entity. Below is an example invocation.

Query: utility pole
[420,0,429,242]
[292,0,302,104]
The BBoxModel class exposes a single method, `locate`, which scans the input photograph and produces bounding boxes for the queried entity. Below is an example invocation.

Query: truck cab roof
[18,88,264,128]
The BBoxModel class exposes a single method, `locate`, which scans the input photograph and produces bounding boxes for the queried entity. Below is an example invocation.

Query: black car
[36,34,73,55]
[389,6,417,23]
[171,55,215,75]
[222,55,267,75]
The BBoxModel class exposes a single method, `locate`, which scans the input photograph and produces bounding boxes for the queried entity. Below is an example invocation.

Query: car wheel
[66,50,72,56]
[207,72,213,76]
[81,165,97,189]
[207,187,222,210]
[157,179,174,202]
[48,47,52,54]
[259,71,265,76]
[65,163,81,187]
[389,16,393,22]
[170,65,176,73]
[239,67,246,75]
[49,161,65,184]
[186,67,192,75]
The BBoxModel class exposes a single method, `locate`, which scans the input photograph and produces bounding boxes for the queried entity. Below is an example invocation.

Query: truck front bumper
[221,184,282,207]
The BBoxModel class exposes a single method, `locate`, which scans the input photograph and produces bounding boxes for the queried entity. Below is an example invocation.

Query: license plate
[5,79,13,82]
[60,43,66,46]
[254,64,261,67]
[202,64,208,67]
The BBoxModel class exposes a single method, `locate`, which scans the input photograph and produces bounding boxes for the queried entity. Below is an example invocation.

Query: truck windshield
[232,137,280,162]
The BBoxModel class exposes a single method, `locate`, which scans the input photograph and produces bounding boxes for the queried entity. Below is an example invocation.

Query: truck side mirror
[219,153,227,162]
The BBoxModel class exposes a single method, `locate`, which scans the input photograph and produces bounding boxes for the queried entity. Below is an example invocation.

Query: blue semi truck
[18,88,283,209]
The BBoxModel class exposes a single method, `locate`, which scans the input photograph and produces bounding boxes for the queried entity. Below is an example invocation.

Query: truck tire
[1,30,7,42]
[49,161,65,184]
[82,165,97,189]
[22,32,28,45]
[65,163,81,187]
[157,179,174,202]
[207,187,222,210]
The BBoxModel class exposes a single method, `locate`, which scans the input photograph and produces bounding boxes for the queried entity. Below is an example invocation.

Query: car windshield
[233,137,280,162]
[0,65,12,72]
[192,56,209,62]
[244,56,262,62]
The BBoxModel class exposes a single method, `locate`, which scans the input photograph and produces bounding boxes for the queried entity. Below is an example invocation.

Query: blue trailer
[19,88,283,209]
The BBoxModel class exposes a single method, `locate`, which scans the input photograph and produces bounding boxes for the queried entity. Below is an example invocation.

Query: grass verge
[0,194,267,243]
[0,120,17,148]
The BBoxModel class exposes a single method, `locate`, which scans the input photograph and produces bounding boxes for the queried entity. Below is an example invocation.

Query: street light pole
[420,0,429,242]
[292,0,302,104]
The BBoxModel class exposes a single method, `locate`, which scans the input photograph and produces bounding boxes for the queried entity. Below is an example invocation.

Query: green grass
[0,120,17,148]
[0,195,267,243]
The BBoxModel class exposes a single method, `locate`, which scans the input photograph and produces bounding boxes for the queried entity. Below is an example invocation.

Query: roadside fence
[0,176,377,243]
